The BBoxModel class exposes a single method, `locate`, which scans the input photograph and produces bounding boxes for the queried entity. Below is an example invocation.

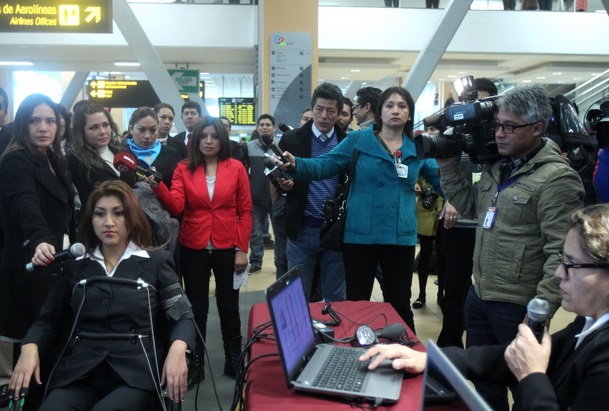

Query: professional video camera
[584,97,609,149]
[415,75,500,164]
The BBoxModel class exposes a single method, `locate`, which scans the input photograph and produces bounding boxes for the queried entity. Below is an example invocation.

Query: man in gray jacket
[436,85,584,411]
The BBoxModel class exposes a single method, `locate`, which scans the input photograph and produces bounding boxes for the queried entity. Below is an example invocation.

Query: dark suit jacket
[278,119,346,239]
[166,136,188,160]
[22,249,196,393]
[445,316,609,410]
[153,159,253,251]
[67,153,137,208]
[0,149,76,339]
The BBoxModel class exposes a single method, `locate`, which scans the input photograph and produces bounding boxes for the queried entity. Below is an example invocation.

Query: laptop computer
[421,340,493,411]
[265,267,403,404]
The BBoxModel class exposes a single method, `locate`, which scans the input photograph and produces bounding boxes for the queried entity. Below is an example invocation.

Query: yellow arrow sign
[85,7,101,24]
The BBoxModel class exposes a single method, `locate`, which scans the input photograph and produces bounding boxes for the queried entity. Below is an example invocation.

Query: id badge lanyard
[482,174,522,230]
[395,150,408,178]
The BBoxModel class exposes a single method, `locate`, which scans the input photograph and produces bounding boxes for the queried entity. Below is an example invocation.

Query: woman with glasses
[361,203,609,410]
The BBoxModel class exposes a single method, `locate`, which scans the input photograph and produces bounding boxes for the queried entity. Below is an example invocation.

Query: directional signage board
[0,0,112,33]
[168,69,199,94]
[87,80,160,108]
[219,98,256,126]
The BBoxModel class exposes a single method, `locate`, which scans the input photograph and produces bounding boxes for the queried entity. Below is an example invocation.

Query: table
[245,300,427,410]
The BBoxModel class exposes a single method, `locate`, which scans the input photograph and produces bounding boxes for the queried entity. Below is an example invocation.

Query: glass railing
[126,0,606,12]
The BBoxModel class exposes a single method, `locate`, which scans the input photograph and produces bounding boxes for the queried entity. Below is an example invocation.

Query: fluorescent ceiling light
[350,69,360,72]
[0,61,33,66]
[114,61,140,67]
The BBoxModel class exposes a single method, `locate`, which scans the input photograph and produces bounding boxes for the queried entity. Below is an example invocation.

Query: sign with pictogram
[0,1,112,33]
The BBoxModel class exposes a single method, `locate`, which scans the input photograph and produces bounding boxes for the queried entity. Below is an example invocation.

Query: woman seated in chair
[8,180,195,410]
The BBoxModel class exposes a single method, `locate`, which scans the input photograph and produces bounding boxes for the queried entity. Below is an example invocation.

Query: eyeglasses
[558,250,609,279]
[493,121,537,134]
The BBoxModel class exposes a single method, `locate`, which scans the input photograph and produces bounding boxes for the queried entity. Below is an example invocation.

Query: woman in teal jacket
[283,87,441,332]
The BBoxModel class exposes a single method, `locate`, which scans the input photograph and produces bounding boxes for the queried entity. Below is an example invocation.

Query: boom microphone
[260,133,296,173]
[527,298,550,343]
[277,123,293,133]
[26,243,86,272]
[113,152,162,185]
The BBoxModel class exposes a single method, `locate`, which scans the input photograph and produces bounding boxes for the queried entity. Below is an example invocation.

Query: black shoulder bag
[319,149,359,252]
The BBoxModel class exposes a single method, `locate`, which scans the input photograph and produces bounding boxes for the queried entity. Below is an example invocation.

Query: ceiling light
[350,69,360,73]
[521,80,532,83]
[447,75,456,78]
[0,61,33,66]
[536,76,546,80]
[573,77,582,80]
[114,61,140,67]
[552,72,562,75]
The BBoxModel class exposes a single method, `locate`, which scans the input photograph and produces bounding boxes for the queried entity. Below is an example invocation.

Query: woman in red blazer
[152,116,252,384]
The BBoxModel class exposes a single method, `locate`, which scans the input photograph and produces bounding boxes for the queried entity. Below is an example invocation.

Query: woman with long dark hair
[0,93,76,409]
[8,180,195,410]
[66,103,135,207]
[150,116,252,383]
[283,87,442,332]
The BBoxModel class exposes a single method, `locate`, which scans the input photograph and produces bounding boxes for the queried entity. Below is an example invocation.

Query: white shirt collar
[311,123,334,139]
[575,312,609,349]
[78,241,149,276]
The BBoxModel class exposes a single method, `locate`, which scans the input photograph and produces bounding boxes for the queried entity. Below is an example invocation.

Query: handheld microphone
[113,152,163,185]
[277,123,293,133]
[25,243,86,272]
[259,133,296,173]
[527,298,550,343]
[321,303,342,326]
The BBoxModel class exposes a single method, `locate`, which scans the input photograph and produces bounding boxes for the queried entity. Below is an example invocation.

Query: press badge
[482,206,497,229]
[395,150,408,178]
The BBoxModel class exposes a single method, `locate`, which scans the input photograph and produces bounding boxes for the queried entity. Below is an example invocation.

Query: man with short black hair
[247,114,277,273]
[352,86,382,129]
[337,97,353,133]
[154,102,188,159]
[278,83,347,302]
[173,101,201,152]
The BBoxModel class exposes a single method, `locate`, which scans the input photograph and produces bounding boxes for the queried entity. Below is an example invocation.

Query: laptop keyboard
[313,347,370,392]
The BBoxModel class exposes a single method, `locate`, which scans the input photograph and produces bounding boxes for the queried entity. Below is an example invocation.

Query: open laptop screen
[268,274,316,376]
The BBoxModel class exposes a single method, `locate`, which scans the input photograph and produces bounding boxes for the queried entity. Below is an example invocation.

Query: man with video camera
[435,85,584,411]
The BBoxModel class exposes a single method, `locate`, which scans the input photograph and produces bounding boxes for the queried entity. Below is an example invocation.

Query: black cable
[331,309,388,328]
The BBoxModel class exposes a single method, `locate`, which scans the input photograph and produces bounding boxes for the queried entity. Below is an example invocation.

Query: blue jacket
[294,127,441,246]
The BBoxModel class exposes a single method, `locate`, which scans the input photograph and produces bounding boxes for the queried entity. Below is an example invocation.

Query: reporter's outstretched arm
[359,343,427,374]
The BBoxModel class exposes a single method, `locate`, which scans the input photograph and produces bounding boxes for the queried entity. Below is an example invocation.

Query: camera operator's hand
[414,183,421,195]
[277,177,294,192]
[440,201,459,229]
[435,155,460,169]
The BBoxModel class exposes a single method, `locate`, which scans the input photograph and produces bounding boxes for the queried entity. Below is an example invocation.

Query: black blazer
[445,316,609,410]
[0,123,13,157]
[67,153,137,208]
[0,148,76,339]
[22,249,196,393]
[278,120,346,239]
[166,136,188,160]
[172,132,187,145]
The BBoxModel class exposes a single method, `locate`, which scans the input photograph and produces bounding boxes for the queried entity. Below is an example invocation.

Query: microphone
[527,298,550,343]
[277,123,293,133]
[26,243,86,272]
[259,133,296,173]
[376,323,406,341]
[113,152,163,185]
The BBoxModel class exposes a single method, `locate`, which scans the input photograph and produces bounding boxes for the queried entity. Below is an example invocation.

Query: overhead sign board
[168,69,199,94]
[0,0,112,33]
[219,98,256,126]
[87,80,160,108]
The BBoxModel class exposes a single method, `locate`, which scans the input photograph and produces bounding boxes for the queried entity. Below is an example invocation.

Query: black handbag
[320,149,359,251]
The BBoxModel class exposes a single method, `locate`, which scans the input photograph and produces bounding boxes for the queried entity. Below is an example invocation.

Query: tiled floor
[178,247,575,411]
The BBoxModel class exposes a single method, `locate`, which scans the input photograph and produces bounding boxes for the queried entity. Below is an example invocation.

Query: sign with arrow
[168,69,200,94]
[0,0,112,33]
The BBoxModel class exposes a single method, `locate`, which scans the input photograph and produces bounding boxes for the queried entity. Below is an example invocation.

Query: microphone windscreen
[260,133,274,146]
[378,323,406,341]
[113,152,138,173]
[69,243,86,258]
[527,298,550,322]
